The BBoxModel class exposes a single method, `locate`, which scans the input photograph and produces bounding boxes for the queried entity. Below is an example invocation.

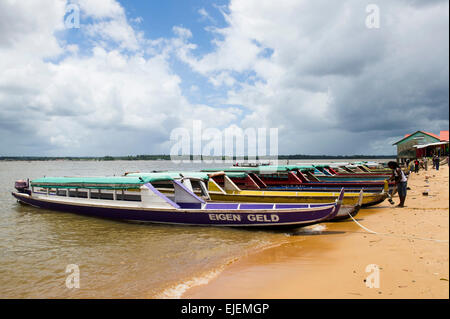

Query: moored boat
[125,172,365,220]
[312,165,391,178]
[201,166,394,192]
[12,176,343,228]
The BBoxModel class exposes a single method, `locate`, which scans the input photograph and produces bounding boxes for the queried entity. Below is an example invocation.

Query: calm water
[0,159,391,298]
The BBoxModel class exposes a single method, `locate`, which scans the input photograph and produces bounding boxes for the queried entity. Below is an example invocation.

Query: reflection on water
[0,159,389,298]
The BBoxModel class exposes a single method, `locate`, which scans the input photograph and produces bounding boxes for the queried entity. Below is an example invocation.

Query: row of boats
[12,161,394,228]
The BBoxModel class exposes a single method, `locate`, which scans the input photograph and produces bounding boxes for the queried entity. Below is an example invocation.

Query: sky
[0,0,448,157]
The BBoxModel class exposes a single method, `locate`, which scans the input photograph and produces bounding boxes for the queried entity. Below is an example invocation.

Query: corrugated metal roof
[413,141,450,149]
[403,131,440,139]
[30,175,172,189]
[393,131,442,145]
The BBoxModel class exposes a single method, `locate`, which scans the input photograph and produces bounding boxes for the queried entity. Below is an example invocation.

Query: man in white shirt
[388,161,408,207]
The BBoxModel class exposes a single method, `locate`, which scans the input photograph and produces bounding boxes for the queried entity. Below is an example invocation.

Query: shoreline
[183,166,449,299]
[0,157,397,161]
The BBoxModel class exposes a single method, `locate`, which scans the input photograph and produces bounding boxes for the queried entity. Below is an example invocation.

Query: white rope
[347,212,449,243]
[347,213,378,234]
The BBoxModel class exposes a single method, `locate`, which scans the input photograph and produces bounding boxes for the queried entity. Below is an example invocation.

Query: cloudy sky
[0,0,448,156]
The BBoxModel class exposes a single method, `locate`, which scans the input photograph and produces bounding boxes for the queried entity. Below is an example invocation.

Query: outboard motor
[15,179,30,194]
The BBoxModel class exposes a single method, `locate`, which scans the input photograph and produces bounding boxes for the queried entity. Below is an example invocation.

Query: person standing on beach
[433,155,440,171]
[414,159,419,173]
[388,161,408,207]
[407,160,413,174]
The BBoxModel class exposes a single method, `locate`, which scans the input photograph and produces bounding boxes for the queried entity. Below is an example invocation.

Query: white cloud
[84,18,142,51]
[0,0,448,156]
[0,0,239,156]
[0,0,66,59]
[198,7,216,24]
[72,0,143,51]
[76,0,124,19]
[176,0,449,154]
[208,71,236,87]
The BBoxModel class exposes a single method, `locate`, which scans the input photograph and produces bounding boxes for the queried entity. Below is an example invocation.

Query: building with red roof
[393,130,449,161]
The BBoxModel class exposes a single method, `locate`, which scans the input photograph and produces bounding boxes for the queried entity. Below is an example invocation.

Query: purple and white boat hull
[12,192,339,227]
[11,184,343,228]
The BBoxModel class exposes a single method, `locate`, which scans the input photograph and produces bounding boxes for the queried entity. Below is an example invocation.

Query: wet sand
[184,165,449,299]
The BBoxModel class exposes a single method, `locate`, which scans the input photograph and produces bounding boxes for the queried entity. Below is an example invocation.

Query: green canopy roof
[201,166,288,173]
[285,165,316,171]
[126,171,248,180]
[31,174,175,189]
[201,165,316,173]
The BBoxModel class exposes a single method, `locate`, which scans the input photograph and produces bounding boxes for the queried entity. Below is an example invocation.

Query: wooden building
[393,130,449,162]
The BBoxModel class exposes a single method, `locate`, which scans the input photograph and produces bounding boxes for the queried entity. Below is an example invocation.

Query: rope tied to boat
[347,212,449,243]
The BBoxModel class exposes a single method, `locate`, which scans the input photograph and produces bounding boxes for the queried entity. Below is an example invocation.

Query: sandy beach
[184,165,449,299]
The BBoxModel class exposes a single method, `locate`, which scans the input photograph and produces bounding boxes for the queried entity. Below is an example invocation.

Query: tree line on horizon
[0,154,395,161]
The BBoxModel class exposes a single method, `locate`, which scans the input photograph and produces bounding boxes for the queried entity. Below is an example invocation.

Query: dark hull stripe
[12,193,337,227]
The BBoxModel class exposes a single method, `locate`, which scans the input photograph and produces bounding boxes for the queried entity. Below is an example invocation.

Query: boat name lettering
[207,213,280,222]
[247,214,280,222]
[208,213,242,221]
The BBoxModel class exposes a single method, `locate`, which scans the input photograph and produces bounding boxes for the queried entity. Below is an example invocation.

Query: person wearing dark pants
[388,161,408,207]
[414,159,419,173]
[434,155,440,171]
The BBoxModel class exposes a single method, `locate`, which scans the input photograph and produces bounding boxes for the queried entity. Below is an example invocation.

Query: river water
[0,159,391,298]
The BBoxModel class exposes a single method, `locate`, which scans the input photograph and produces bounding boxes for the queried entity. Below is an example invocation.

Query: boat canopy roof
[126,171,248,180]
[295,161,382,168]
[310,164,331,168]
[202,166,280,173]
[202,165,316,173]
[286,165,316,171]
[30,174,174,189]
[125,172,185,180]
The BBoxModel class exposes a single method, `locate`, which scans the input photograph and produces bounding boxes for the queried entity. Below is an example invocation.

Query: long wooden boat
[288,163,390,178]
[312,165,391,178]
[265,165,390,182]
[293,161,391,174]
[205,174,385,208]
[125,172,367,220]
[201,166,394,191]
[207,171,388,193]
[12,176,342,228]
[348,162,392,173]
[322,162,391,176]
